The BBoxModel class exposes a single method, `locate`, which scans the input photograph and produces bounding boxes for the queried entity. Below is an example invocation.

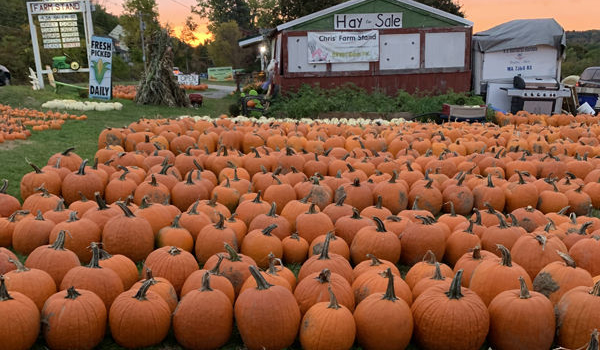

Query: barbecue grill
[505,76,571,114]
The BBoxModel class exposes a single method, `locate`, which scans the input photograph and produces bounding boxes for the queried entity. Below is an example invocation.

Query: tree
[120,0,161,64]
[207,21,254,68]
[279,0,345,22]
[92,5,120,35]
[248,0,282,28]
[416,0,464,17]
[193,0,253,31]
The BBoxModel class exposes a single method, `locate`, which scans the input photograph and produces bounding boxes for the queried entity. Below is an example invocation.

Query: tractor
[51,54,80,72]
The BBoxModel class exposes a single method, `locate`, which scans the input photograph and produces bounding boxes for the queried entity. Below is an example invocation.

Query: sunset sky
[102,0,600,46]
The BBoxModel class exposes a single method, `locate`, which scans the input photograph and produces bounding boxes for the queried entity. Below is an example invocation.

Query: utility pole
[139,11,146,71]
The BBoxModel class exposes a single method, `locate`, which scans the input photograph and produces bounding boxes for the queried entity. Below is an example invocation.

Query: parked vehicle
[578,67,600,88]
[0,65,10,86]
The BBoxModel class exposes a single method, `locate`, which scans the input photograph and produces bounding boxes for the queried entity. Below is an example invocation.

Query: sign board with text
[178,74,199,86]
[334,13,402,30]
[307,30,379,63]
[481,45,558,81]
[89,36,112,100]
[208,67,234,81]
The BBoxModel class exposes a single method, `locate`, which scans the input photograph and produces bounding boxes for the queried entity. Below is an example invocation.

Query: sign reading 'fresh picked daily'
[334,13,403,30]
[307,30,379,63]
[89,35,112,100]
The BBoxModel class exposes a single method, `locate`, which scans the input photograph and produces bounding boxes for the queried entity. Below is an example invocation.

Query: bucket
[577,102,596,116]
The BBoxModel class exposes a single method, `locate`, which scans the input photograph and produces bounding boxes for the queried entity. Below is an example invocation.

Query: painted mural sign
[89,35,112,100]
[334,13,402,30]
[208,67,234,81]
[307,30,379,63]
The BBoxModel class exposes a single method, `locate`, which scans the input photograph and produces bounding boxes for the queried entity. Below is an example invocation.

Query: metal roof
[276,0,473,31]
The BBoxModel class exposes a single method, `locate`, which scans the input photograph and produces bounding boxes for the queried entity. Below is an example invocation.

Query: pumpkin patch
[1,112,600,349]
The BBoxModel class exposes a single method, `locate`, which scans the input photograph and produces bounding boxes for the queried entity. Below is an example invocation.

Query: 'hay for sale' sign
[307,30,379,63]
[89,35,113,100]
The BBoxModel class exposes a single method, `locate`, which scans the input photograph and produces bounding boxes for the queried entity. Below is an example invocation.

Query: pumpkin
[309,231,350,260]
[20,161,61,200]
[102,202,154,262]
[511,233,567,279]
[481,213,526,253]
[371,171,408,214]
[0,212,19,248]
[411,270,489,350]
[280,191,313,231]
[0,179,21,217]
[49,211,101,263]
[405,250,454,290]
[173,272,233,350]
[12,210,55,255]
[504,171,539,212]
[204,243,256,295]
[296,203,334,244]
[353,267,412,305]
[143,246,199,295]
[241,224,283,268]
[322,192,353,224]
[180,254,235,303]
[171,171,210,211]
[156,214,194,252]
[25,230,80,286]
[47,147,82,171]
[469,245,533,306]
[338,178,373,211]
[350,217,400,264]
[41,287,107,350]
[81,192,122,231]
[248,202,291,240]
[412,262,452,300]
[234,265,301,350]
[21,185,61,214]
[98,246,139,290]
[488,276,555,350]
[4,257,56,311]
[60,242,125,310]
[569,234,600,276]
[282,233,309,264]
[399,216,446,266]
[556,281,600,349]
[195,213,239,265]
[133,174,170,205]
[61,159,105,205]
[298,232,353,284]
[0,275,40,350]
[131,268,179,312]
[444,220,481,266]
[178,200,212,242]
[109,279,172,348]
[43,198,73,224]
[335,208,375,246]
[299,286,356,350]
[235,191,271,226]
[352,254,400,281]
[353,268,413,350]
[533,251,593,305]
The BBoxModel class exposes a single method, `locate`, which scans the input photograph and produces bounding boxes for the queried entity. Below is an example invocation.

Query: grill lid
[514,76,559,90]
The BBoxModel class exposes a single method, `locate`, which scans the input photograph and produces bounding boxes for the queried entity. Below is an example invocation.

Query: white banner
[307,30,379,63]
[89,36,113,100]
[177,74,199,86]
[334,13,402,30]
[482,45,558,81]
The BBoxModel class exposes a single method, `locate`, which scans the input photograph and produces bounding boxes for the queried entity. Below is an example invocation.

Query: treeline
[562,30,600,78]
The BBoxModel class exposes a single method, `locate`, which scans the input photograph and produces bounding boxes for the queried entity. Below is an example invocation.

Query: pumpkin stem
[415,215,432,225]
[65,286,81,300]
[382,268,399,301]
[591,280,600,297]
[215,213,226,229]
[516,170,527,184]
[201,271,213,292]
[557,251,577,268]
[412,196,422,210]
[352,178,361,187]
[34,210,45,221]
[534,235,547,250]
[267,202,277,217]
[306,202,318,214]
[326,285,341,310]
[8,257,29,272]
[0,179,8,194]
[318,229,332,260]
[424,179,434,189]
[94,192,110,210]
[133,278,153,301]
[447,201,456,216]
[495,213,509,228]
[422,250,437,264]
[66,211,79,222]
[0,275,13,301]
[366,254,383,266]
[471,246,482,260]
[389,170,398,183]
[262,224,278,236]
[210,254,225,275]
[518,276,531,299]
[249,265,272,290]
[224,243,241,262]
[497,244,512,267]
[351,207,362,219]
[579,222,594,235]
[486,174,495,187]
[431,262,445,280]
[252,191,262,203]
[472,208,482,225]
[87,242,102,269]
[116,201,135,217]
[61,147,76,156]
[316,268,331,283]
[508,213,520,227]
[445,269,464,300]
[76,159,88,175]
[375,196,383,209]
[168,246,182,256]
[50,230,69,250]
[187,200,200,215]
[586,330,599,350]
[373,217,387,232]
[335,192,347,206]
[26,159,43,174]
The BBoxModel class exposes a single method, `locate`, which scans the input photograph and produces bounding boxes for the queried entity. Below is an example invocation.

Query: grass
[0,85,235,200]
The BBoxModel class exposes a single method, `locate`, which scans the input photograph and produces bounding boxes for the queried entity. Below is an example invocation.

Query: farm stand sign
[29,1,83,14]
[89,36,113,100]
[208,67,234,81]
[307,30,379,63]
[334,13,403,30]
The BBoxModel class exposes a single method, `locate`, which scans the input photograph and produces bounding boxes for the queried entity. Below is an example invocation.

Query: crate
[441,104,487,122]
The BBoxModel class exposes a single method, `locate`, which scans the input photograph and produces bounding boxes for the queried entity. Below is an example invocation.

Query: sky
[102,0,600,46]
